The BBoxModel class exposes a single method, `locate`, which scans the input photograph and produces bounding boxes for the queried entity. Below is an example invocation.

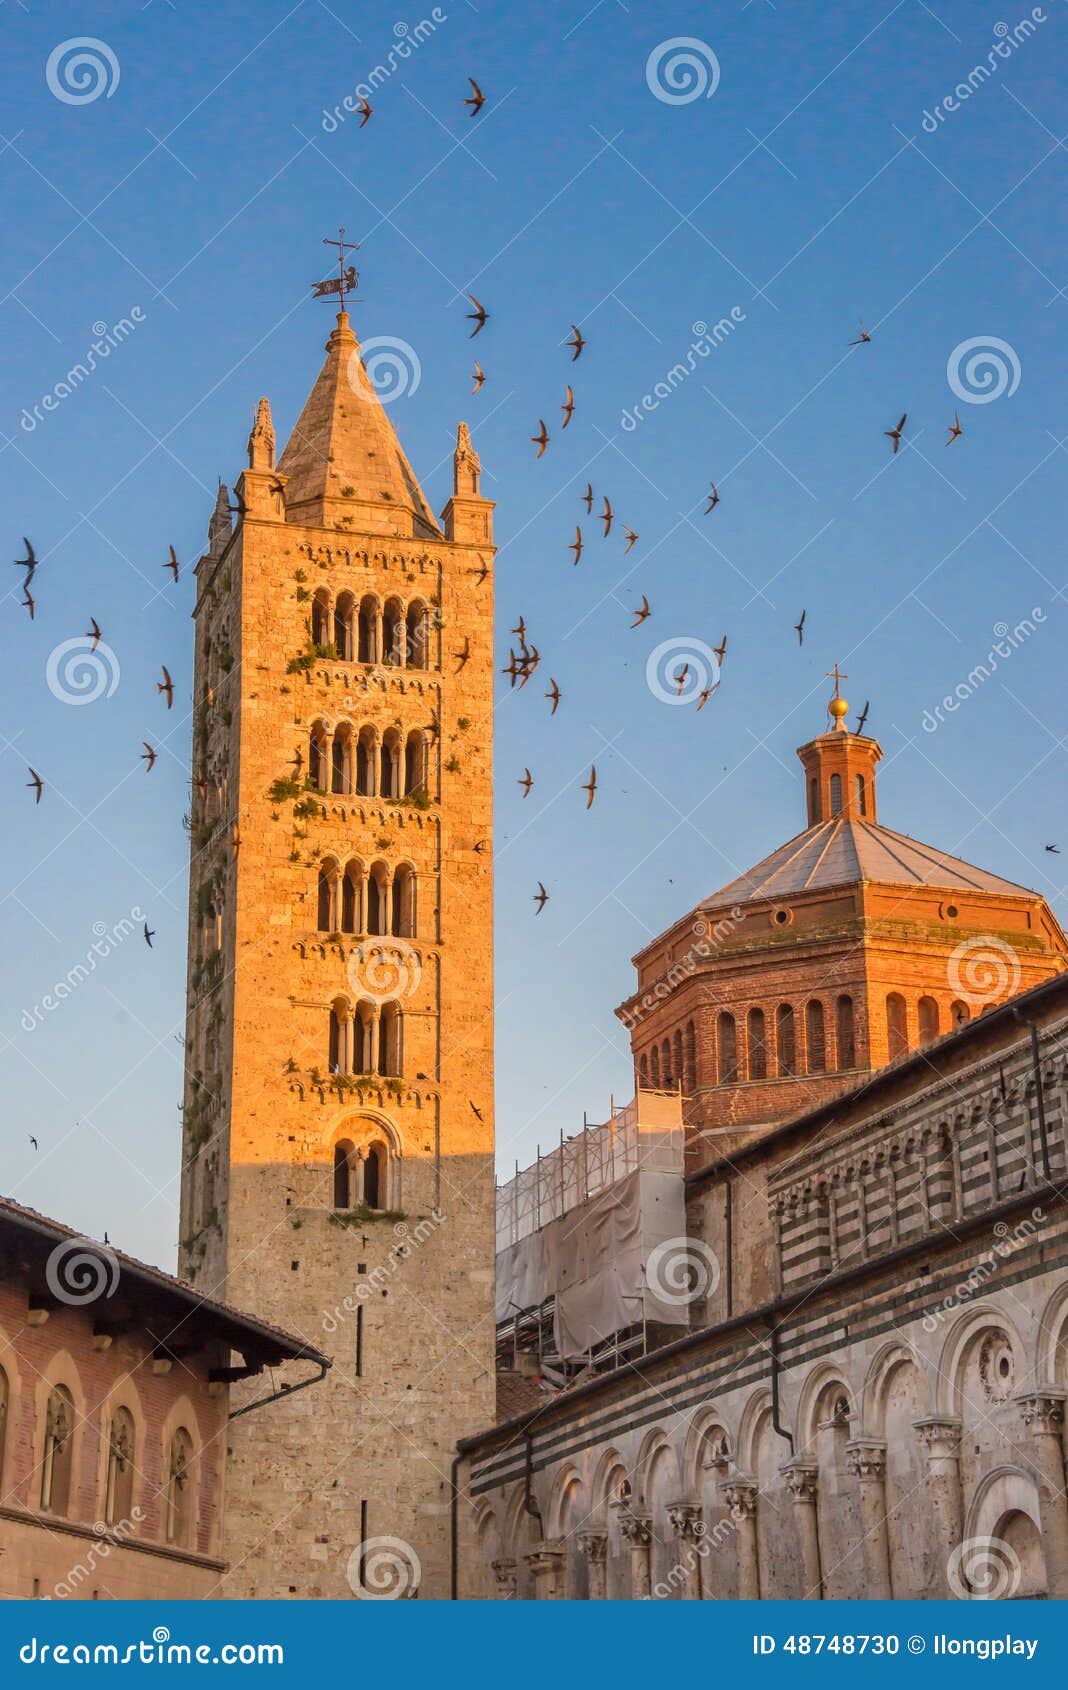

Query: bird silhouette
[1045,843,1060,854]
[531,419,549,458]
[28,1135,37,1151]
[600,496,613,536]
[453,636,470,671]
[713,635,727,664]
[582,765,597,809]
[85,617,102,650]
[501,649,520,687]
[469,1100,484,1122]
[15,537,37,586]
[561,386,575,429]
[26,767,43,804]
[705,483,720,514]
[357,96,372,126]
[674,663,689,696]
[696,684,719,711]
[517,646,539,688]
[854,700,870,736]
[545,677,561,715]
[163,545,179,582]
[473,839,488,854]
[581,483,594,513]
[143,922,155,948]
[850,322,871,345]
[533,882,549,913]
[466,294,489,337]
[630,596,651,627]
[465,76,485,115]
[472,361,485,394]
[885,413,907,453]
[795,609,806,647]
[518,768,534,798]
[623,526,638,553]
[512,615,526,643]
[946,412,963,445]
[21,585,35,620]
[141,742,157,772]
[566,324,585,361]
[569,526,583,566]
[158,665,174,708]
[227,493,247,518]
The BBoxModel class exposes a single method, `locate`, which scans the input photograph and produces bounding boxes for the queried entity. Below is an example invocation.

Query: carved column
[913,1417,963,1598]
[491,1557,517,1600]
[783,1460,822,1598]
[1015,1389,1068,1599]
[721,1474,760,1600]
[615,1509,653,1600]
[846,1438,892,1599]
[576,1530,608,1600]
[667,1500,704,1600]
[525,1538,567,1601]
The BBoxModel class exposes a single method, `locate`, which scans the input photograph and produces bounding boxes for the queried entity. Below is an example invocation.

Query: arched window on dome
[684,1021,696,1091]
[776,1003,797,1075]
[650,1046,660,1087]
[673,1030,683,1088]
[638,1053,648,1086]
[661,1038,672,1086]
[805,1000,826,1073]
[836,995,856,1069]
[855,774,867,816]
[808,778,819,826]
[918,996,939,1046]
[716,1013,737,1085]
[746,1008,766,1081]
[829,774,843,817]
[886,992,908,1061]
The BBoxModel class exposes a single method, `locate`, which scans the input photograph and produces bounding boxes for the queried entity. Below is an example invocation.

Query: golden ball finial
[829,694,849,722]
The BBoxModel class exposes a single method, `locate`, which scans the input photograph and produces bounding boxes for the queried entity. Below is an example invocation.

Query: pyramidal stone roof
[277,312,440,539]
[701,817,1037,909]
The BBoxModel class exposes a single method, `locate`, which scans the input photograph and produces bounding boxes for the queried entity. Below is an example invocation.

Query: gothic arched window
[716,1012,737,1084]
[829,773,843,816]
[918,995,939,1046]
[855,774,867,816]
[684,1021,696,1091]
[805,1000,826,1073]
[836,994,856,1069]
[105,1406,135,1525]
[166,1429,194,1548]
[886,992,908,1061]
[776,1003,796,1076]
[746,1007,767,1080]
[40,1385,75,1515]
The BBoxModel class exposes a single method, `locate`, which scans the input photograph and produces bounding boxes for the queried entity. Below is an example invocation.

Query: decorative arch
[936,1307,1025,1420]
[326,1113,402,1211]
[963,1466,1047,1598]
[860,1339,931,1436]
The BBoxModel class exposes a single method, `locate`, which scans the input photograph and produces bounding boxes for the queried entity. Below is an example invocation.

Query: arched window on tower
[357,596,379,664]
[334,592,356,662]
[105,1407,135,1525]
[382,598,404,667]
[805,1000,826,1073]
[886,992,908,1061]
[918,995,939,1046]
[660,1038,671,1086]
[391,864,415,937]
[776,1003,797,1075]
[407,601,430,669]
[855,774,867,816]
[716,1012,738,1084]
[367,863,389,936]
[808,778,819,825]
[379,1004,402,1077]
[638,1053,648,1085]
[746,1008,767,1080]
[331,725,353,795]
[334,1140,355,1209]
[380,730,401,800]
[166,1429,194,1548]
[341,860,363,934]
[311,588,332,649]
[673,1030,683,1087]
[829,774,843,816]
[40,1385,75,1515]
[650,1046,660,1087]
[950,998,970,1029]
[356,726,376,797]
[404,731,427,797]
[684,1021,696,1091]
[317,863,335,932]
[328,1006,343,1074]
[309,723,329,792]
[836,994,856,1069]
[364,1141,388,1210]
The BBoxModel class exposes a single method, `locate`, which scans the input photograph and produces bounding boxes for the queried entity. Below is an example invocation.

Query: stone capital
[491,1556,517,1597]
[666,1499,703,1540]
[781,1459,819,1504]
[1014,1386,1067,1437]
[721,1471,759,1519]
[846,1437,888,1481]
[913,1416,962,1460]
[614,1508,652,1548]
[576,1529,607,1565]
[525,1538,566,1569]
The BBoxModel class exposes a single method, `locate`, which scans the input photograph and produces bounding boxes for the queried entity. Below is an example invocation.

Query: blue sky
[2,0,1066,1268]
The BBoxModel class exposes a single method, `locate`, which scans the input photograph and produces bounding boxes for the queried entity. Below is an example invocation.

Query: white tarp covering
[495,1164,688,1360]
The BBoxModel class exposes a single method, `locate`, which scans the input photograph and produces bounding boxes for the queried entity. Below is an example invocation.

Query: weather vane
[311,227,360,309]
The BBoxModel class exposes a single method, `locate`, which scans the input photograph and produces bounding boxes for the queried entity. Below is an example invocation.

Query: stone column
[846,1437,892,1599]
[616,1510,653,1600]
[526,1539,567,1600]
[913,1417,963,1598]
[576,1530,608,1600]
[491,1557,517,1600]
[1015,1388,1068,1599]
[666,1501,704,1600]
[721,1473,760,1600]
[783,1460,822,1598]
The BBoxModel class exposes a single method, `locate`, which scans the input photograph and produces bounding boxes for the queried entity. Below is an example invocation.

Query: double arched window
[317,859,416,938]
[329,999,403,1079]
[333,1134,394,1211]
[309,722,429,801]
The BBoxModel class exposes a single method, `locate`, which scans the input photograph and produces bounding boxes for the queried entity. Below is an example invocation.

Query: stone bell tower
[178,300,496,1598]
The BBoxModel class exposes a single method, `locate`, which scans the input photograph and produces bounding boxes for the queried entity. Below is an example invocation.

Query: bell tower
[178,297,496,1598]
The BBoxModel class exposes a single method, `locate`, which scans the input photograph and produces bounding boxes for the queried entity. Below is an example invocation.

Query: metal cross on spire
[825,662,848,700]
[311,227,360,308]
